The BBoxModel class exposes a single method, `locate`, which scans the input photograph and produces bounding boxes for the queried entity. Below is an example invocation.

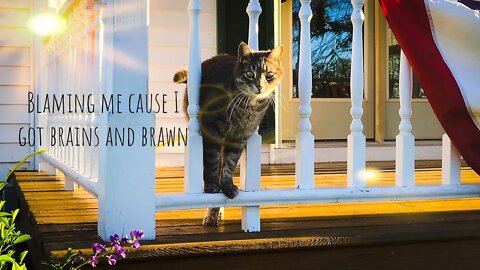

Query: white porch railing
[168,0,471,230]
[37,0,155,240]
[34,0,472,241]
[39,0,99,197]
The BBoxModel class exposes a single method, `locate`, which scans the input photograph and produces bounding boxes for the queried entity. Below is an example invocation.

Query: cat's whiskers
[229,92,247,121]
[268,95,276,111]
[226,93,243,112]
[275,91,287,112]
[244,93,253,110]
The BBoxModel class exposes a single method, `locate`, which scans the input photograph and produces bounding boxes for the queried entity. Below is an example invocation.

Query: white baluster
[347,0,366,188]
[442,134,461,185]
[90,2,103,181]
[40,45,56,175]
[246,0,261,50]
[240,0,262,233]
[69,16,77,170]
[65,33,75,167]
[76,5,88,174]
[395,51,415,187]
[184,0,204,194]
[295,0,315,190]
[79,10,86,173]
[64,175,76,191]
[84,3,95,178]
[91,114,98,180]
[62,38,69,165]
[97,0,155,240]
[52,47,59,160]
[59,47,66,163]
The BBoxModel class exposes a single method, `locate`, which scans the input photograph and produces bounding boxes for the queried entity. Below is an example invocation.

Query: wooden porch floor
[13,160,480,269]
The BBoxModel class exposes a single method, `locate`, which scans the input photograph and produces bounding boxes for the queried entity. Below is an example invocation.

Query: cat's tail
[173,70,188,84]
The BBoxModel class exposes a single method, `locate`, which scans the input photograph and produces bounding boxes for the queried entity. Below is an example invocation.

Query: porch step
[12,162,480,269]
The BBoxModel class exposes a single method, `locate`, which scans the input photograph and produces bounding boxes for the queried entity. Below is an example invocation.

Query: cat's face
[234,42,284,100]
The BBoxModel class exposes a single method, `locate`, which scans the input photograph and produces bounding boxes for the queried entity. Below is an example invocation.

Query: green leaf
[0,217,9,225]
[0,213,11,218]
[19,251,27,264]
[0,224,5,239]
[0,255,15,263]
[13,234,30,245]
[12,262,27,270]
[11,209,19,223]
[0,183,7,193]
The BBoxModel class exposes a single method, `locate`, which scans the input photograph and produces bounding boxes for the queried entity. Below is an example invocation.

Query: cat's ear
[268,44,284,60]
[238,42,252,59]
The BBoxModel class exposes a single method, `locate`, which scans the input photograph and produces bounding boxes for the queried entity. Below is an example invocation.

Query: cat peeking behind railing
[174,42,284,226]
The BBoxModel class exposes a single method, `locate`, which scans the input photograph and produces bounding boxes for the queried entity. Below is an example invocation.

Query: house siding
[0,0,32,179]
[149,0,217,167]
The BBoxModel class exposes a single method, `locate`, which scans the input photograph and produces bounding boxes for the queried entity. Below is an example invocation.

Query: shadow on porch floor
[13,160,480,269]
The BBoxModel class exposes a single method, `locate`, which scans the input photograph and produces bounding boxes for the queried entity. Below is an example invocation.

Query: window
[292,0,353,98]
[387,28,426,99]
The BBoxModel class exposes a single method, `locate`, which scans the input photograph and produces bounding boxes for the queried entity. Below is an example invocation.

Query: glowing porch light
[28,13,67,36]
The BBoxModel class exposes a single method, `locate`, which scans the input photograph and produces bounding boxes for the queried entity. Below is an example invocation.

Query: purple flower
[132,240,140,249]
[108,254,117,266]
[121,236,130,244]
[92,243,106,255]
[109,234,120,243]
[130,230,144,240]
[90,255,98,267]
[113,243,126,258]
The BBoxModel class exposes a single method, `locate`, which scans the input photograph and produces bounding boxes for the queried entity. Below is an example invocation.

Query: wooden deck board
[12,160,480,269]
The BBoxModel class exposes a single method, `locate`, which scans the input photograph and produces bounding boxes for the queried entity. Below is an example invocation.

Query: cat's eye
[266,72,275,80]
[245,71,255,79]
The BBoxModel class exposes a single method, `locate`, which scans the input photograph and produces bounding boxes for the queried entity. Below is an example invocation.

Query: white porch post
[347,0,366,188]
[97,0,156,240]
[295,0,315,190]
[395,51,415,187]
[240,0,262,232]
[442,134,461,185]
[184,0,204,194]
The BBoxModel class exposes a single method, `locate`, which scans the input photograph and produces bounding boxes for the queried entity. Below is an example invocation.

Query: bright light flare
[359,169,379,182]
[28,13,67,36]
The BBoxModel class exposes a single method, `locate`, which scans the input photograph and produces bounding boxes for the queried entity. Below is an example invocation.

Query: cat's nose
[255,85,262,93]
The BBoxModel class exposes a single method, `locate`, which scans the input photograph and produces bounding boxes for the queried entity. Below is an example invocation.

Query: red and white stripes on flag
[378,0,480,175]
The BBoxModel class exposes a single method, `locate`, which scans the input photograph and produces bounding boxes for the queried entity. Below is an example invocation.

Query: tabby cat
[174,42,284,225]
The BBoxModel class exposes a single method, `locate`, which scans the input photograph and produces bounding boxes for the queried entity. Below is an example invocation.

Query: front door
[280,0,375,141]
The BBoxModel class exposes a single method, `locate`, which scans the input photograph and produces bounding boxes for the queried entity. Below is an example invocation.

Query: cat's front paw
[220,183,239,199]
[204,182,220,193]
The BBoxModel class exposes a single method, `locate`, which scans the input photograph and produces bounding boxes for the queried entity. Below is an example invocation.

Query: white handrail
[155,184,480,211]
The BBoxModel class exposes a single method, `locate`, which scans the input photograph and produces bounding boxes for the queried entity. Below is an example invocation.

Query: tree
[292,0,353,98]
